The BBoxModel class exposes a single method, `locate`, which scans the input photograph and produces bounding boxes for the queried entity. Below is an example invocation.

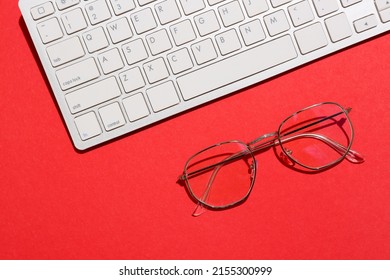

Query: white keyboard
[19,0,390,150]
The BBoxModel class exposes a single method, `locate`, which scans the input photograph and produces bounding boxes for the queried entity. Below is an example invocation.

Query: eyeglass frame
[178,102,365,212]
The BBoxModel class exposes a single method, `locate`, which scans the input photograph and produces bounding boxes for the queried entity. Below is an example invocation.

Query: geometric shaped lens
[183,141,256,209]
[277,102,354,170]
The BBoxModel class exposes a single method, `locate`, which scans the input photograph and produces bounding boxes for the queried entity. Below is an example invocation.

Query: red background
[1,2,389,259]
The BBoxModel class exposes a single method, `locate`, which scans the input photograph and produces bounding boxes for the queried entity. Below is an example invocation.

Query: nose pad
[248,160,257,179]
[280,148,294,166]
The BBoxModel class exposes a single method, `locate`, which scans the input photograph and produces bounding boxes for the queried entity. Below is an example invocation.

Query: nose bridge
[248,131,278,153]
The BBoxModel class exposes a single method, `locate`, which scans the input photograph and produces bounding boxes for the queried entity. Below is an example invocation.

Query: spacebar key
[177,35,297,100]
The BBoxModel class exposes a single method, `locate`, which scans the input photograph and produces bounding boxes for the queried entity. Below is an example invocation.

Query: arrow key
[375,0,390,11]
[353,14,378,33]
[379,8,390,22]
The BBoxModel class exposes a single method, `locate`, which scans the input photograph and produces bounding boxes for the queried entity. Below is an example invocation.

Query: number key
[109,0,136,15]
[61,8,88,34]
[85,0,112,25]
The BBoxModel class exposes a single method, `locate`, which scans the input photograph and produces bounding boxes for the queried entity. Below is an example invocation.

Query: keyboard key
[143,57,169,83]
[288,0,315,27]
[155,0,181,24]
[83,27,109,53]
[312,0,339,17]
[30,2,55,20]
[179,0,205,15]
[270,0,292,7]
[61,8,88,34]
[294,22,328,54]
[74,112,102,141]
[167,48,194,74]
[177,35,297,100]
[375,0,390,11]
[242,0,269,17]
[119,67,146,92]
[66,77,122,114]
[56,58,100,90]
[239,19,266,46]
[47,36,85,67]
[218,1,245,27]
[85,0,112,25]
[354,14,377,33]
[99,102,126,131]
[194,10,221,36]
[56,0,80,10]
[146,29,173,55]
[215,29,242,55]
[138,0,157,5]
[37,18,63,44]
[325,13,352,42]
[379,8,390,22]
[110,0,136,15]
[207,0,224,5]
[98,48,124,74]
[131,8,158,34]
[106,17,133,43]
[123,93,150,121]
[146,81,180,112]
[170,20,197,46]
[376,0,390,22]
[191,38,218,65]
[340,0,361,7]
[122,39,149,65]
[264,10,290,36]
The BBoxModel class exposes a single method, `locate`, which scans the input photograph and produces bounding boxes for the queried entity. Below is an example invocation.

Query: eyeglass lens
[278,103,353,169]
[184,142,256,208]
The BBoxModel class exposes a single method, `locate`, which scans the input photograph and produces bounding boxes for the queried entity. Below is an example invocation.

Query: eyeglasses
[178,102,365,216]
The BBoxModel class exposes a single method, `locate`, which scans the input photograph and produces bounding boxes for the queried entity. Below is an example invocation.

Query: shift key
[66,77,122,114]
[56,58,100,90]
